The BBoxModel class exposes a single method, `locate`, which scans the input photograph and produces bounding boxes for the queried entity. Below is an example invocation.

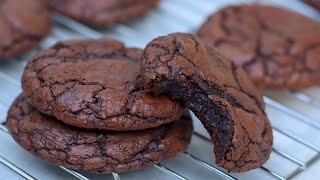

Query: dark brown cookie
[304,0,320,10]
[0,0,52,59]
[46,0,160,26]
[141,33,273,172]
[22,38,184,131]
[7,94,192,174]
[197,4,320,90]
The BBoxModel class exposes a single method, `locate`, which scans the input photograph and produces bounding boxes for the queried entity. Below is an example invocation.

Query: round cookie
[0,0,52,59]
[141,33,273,172]
[7,94,192,174]
[22,38,184,131]
[197,4,320,90]
[46,0,160,26]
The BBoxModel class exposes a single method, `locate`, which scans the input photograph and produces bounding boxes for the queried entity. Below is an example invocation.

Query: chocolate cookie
[304,0,320,10]
[46,0,160,26]
[141,33,273,172]
[7,94,192,174]
[197,4,320,90]
[0,0,52,59]
[22,38,184,131]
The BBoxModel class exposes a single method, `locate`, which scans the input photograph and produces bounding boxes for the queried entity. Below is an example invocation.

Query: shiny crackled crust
[141,33,273,172]
[198,4,320,90]
[22,39,184,131]
[46,0,160,26]
[7,94,192,174]
[0,0,52,59]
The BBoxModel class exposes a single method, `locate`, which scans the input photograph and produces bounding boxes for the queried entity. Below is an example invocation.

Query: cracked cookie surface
[141,33,273,172]
[22,38,184,131]
[0,0,52,59]
[46,0,160,26]
[198,4,320,90]
[7,94,192,174]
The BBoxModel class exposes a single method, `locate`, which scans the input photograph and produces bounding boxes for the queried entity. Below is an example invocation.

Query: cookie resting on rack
[22,38,184,131]
[0,0,52,59]
[198,4,320,90]
[141,33,273,172]
[46,0,160,26]
[7,94,193,174]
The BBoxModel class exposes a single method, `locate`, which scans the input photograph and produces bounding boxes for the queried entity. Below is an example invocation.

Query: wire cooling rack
[0,0,320,179]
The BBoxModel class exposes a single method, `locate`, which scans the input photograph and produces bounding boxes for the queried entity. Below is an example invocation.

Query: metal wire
[260,167,285,180]
[285,168,303,180]
[272,148,305,167]
[182,152,237,180]
[112,172,121,180]
[59,167,90,180]
[0,155,36,180]
[272,127,320,152]
[0,72,20,87]
[264,96,320,129]
[291,92,320,108]
[53,13,102,38]
[0,123,8,132]
[154,164,188,180]
[291,92,312,104]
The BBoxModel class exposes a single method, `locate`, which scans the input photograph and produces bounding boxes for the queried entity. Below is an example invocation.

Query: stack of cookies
[4,1,320,176]
[6,39,193,174]
[7,33,273,174]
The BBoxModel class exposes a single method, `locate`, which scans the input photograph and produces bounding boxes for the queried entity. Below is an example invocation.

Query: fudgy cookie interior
[141,33,273,172]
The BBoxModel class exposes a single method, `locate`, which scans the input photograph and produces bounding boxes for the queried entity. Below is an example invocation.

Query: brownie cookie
[141,33,273,172]
[304,0,320,10]
[197,4,320,90]
[22,39,184,131]
[46,0,160,26]
[0,0,52,59]
[7,94,192,174]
